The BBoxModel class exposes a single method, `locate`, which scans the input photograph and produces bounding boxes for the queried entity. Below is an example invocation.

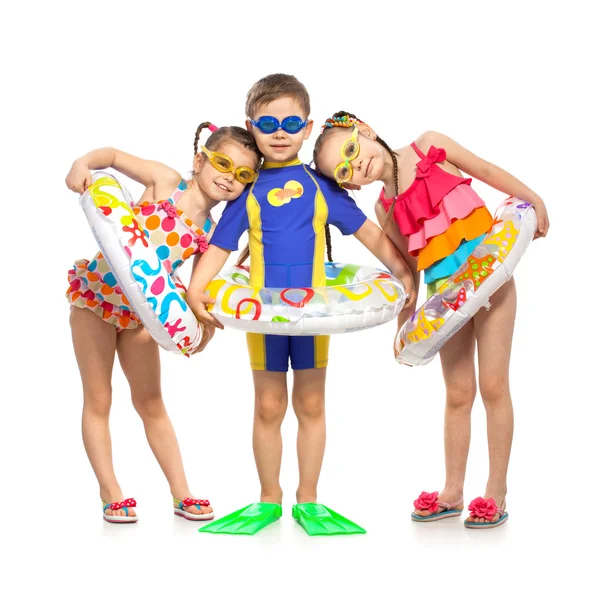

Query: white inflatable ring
[80,172,203,355]
[395,197,537,366]
[205,262,407,335]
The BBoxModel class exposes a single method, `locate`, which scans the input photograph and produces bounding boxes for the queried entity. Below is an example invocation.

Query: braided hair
[314,111,400,231]
[193,122,260,163]
[193,123,260,267]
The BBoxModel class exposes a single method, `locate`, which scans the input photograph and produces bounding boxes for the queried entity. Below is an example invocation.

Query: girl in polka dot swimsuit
[65,123,261,523]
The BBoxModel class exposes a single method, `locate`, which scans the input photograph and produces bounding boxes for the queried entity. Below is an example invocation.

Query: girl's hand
[393,327,414,366]
[532,199,549,240]
[396,271,416,311]
[401,277,416,310]
[190,292,224,330]
[65,160,92,194]
[393,327,402,360]
[192,323,216,354]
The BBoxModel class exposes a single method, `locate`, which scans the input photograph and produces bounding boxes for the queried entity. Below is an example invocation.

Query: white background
[2,1,598,598]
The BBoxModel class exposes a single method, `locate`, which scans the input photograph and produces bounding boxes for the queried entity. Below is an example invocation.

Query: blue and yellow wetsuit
[210,159,368,372]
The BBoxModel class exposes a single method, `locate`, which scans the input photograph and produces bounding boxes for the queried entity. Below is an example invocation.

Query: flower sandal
[411,491,463,522]
[464,497,508,529]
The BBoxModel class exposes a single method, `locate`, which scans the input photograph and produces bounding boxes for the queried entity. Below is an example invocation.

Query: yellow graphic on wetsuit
[267,180,304,207]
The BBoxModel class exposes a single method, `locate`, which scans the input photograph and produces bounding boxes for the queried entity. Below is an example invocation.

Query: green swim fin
[292,503,366,536]
[198,502,282,535]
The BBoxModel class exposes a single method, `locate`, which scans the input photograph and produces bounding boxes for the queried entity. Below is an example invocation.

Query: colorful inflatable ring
[80,172,203,356]
[395,197,537,366]
[205,262,407,335]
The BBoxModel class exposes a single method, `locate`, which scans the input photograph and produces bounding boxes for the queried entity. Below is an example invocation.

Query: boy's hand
[66,160,92,194]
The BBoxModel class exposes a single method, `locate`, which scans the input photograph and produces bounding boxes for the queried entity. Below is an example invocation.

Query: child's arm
[354,219,416,308]
[316,171,416,307]
[186,234,223,354]
[374,202,419,279]
[65,147,179,194]
[417,131,549,239]
[187,187,251,328]
[187,245,231,329]
[374,202,420,356]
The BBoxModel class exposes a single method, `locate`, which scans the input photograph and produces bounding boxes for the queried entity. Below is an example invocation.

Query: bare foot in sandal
[102,496,138,523]
[464,492,508,528]
[412,489,464,521]
[173,495,214,521]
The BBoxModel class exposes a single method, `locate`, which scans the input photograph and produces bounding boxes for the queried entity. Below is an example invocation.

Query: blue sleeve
[209,188,250,251]
[316,172,367,235]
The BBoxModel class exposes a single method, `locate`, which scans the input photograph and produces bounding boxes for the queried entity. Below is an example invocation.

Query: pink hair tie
[208,124,218,132]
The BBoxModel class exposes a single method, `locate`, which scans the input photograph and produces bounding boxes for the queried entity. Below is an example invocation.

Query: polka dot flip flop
[173,497,214,521]
[102,498,138,523]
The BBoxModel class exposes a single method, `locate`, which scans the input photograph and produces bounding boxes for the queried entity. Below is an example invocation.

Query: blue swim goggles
[249,115,308,134]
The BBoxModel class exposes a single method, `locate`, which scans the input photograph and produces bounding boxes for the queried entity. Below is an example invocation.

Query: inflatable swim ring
[205,262,407,335]
[395,197,537,366]
[80,172,203,356]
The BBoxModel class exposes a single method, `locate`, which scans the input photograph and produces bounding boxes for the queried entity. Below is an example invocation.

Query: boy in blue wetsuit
[189,74,414,535]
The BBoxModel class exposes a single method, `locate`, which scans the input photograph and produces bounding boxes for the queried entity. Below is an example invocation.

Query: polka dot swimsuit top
[131,179,211,273]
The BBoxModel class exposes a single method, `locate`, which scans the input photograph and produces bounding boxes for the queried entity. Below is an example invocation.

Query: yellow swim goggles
[333,126,360,184]
[201,146,257,184]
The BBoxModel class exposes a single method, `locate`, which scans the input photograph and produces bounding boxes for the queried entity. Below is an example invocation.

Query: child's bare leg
[467,277,516,523]
[292,368,327,504]
[70,307,134,518]
[117,327,211,516]
[414,322,476,517]
[252,371,288,504]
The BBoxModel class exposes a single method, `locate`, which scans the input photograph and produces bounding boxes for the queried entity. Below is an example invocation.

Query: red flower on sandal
[414,491,439,512]
[468,497,498,520]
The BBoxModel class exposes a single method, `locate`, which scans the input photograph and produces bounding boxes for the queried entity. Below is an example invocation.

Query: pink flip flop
[411,491,463,522]
[464,497,508,529]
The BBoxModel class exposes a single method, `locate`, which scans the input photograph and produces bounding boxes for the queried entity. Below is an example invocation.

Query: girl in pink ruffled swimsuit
[314,112,549,529]
[65,123,260,523]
